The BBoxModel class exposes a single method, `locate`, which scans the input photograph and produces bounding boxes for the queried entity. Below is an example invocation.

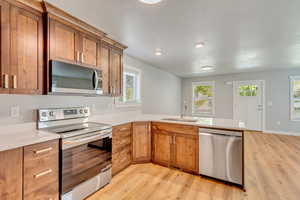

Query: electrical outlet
[11,106,20,118]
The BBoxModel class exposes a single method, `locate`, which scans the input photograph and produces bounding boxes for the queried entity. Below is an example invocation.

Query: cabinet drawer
[152,122,198,136]
[24,140,59,199]
[112,146,131,175]
[113,123,132,133]
[24,139,58,161]
[113,133,131,153]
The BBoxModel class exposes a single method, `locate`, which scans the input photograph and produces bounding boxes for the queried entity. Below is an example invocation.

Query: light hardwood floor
[87,132,300,200]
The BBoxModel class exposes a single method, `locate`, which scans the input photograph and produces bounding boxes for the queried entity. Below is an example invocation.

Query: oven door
[61,131,112,195]
[50,60,103,95]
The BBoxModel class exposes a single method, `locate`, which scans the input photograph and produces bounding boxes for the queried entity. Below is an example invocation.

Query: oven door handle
[93,70,99,90]
[63,132,112,149]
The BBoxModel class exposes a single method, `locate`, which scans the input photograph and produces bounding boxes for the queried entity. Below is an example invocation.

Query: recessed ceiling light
[195,42,205,48]
[201,66,214,71]
[139,0,162,4]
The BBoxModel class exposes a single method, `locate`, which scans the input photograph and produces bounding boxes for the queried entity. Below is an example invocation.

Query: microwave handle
[93,70,99,90]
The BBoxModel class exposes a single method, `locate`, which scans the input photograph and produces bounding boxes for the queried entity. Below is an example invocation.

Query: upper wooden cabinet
[80,34,98,66]
[0,1,43,94]
[0,0,9,93]
[98,42,111,95]
[49,19,78,63]
[132,122,151,163]
[0,148,23,200]
[10,4,43,94]
[110,47,123,96]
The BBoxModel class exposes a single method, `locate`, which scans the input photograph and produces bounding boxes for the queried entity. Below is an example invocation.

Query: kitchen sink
[162,117,198,122]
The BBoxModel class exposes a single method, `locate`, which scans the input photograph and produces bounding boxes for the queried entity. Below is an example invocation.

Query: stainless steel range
[38,107,112,200]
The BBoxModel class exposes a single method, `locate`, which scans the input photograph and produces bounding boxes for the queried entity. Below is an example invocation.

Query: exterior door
[10,5,43,94]
[233,80,264,131]
[49,19,79,63]
[132,122,151,163]
[173,134,198,172]
[152,131,172,167]
[0,0,9,93]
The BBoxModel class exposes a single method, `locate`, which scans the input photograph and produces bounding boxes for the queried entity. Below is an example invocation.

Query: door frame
[233,80,266,131]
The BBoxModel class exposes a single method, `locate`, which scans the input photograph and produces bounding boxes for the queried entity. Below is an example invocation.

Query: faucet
[181,100,188,119]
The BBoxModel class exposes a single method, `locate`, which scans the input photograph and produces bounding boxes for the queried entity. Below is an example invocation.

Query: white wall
[0,55,181,125]
[182,69,300,134]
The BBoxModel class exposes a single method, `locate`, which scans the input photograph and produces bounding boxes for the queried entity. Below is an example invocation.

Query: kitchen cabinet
[98,41,111,95]
[0,0,9,93]
[112,123,132,176]
[0,148,23,200]
[152,122,199,173]
[110,47,123,96]
[132,122,151,163]
[49,19,79,63]
[10,4,43,94]
[23,140,59,200]
[173,134,198,172]
[0,1,43,94]
[80,34,98,66]
[152,130,172,167]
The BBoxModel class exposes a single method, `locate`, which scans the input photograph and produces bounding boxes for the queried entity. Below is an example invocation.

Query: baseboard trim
[263,129,300,136]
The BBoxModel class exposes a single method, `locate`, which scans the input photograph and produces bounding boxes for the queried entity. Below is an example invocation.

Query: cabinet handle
[34,169,52,178]
[76,51,80,62]
[81,52,84,63]
[12,75,17,89]
[34,147,53,154]
[173,136,176,144]
[3,74,8,89]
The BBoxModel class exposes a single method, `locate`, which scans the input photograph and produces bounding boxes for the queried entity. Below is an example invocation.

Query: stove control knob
[41,112,47,117]
[79,109,84,114]
[84,109,88,114]
[49,111,54,117]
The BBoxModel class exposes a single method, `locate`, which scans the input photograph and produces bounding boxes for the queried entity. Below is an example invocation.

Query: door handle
[12,75,17,89]
[3,74,8,89]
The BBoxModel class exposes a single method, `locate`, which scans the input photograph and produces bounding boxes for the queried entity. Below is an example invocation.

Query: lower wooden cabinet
[112,123,132,176]
[0,140,59,200]
[152,122,199,173]
[23,140,59,200]
[0,148,23,200]
[132,122,151,163]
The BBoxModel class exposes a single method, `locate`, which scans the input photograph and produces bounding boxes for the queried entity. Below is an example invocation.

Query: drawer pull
[34,169,52,178]
[34,147,53,154]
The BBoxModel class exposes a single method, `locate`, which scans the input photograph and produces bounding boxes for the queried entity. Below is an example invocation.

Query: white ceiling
[47,0,300,77]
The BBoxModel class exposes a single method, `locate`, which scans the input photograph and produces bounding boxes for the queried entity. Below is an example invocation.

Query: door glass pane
[239,85,258,96]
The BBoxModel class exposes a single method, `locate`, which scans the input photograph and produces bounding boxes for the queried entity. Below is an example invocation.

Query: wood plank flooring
[87,132,300,200]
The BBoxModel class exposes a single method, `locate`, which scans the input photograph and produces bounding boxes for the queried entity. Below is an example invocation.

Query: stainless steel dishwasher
[199,128,243,185]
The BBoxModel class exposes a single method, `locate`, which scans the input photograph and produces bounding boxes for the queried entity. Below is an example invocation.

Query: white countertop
[0,123,60,152]
[0,112,246,152]
[90,113,247,131]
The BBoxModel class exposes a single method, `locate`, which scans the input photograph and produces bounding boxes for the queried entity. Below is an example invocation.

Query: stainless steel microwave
[49,60,103,96]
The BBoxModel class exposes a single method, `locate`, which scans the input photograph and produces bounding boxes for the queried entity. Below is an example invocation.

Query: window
[119,66,141,106]
[192,81,215,116]
[239,85,258,96]
[290,76,300,120]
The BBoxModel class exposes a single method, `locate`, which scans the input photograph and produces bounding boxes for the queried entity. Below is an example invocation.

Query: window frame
[192,81,215,116]
[117,65,142,107]
[290,76,300,121]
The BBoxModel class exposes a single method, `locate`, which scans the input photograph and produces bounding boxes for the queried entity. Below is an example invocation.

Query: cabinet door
[98,42,110,95]
[49,19,79,63]
[10,5,43,94]
[152,130,172,167]
[80,34,98,66]
[0,148,23,200]
[173,134,199,173]
[0,0,10,93]
[110,48,123,96]
[132,122,151,163]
